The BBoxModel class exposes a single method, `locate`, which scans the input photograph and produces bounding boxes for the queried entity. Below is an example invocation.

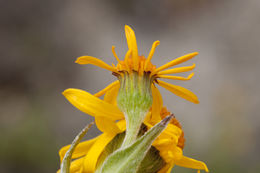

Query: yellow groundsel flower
[60,25,208,173]
[59,89,208,173]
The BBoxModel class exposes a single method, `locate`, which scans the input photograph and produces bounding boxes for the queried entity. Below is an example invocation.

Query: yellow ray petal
[95,117,121,134]
[174,156,209,172]
[111,46,121,63]
[57,157,84,173]
[157,64,196,75]
[124,49,132,72]
[151,84,163,123]
[163,124,182,138]
[104,82,120,105]
[154,52,198,74]
[63,88,124,120]
[157,80,199,104]
[82,133,117,172]
[125,25,139,70]
[158,72,194,81]
[144,40,160,70]
[75,56,116,72]
[59,137,98,162]
[116,119,127,131]
[94,81,120,98]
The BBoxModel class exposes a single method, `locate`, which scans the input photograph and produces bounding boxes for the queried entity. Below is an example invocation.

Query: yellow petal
[125,25,139,70]
[116,119,127,132]
[157,64,196,75]
[157,80,199,104]
[154,52,198,73]
[163,124,182,138]
[57,157,84,173]
[111,46,120,63]
[150,84,163,123]
[75,56,116,72]
[59,136,97,162]
[158,72,194,81]
[174,156,209,172]
[82,133,117,173]
[104,81,120,105]
[95,116,121,134]
[124,49,132,72]
[94,81,120,98]
[63,88,124,120]
[144,40,160,70]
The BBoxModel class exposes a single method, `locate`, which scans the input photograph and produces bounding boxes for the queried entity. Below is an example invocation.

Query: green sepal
[60,122,94,173]
[100,115,174,173]
[95,125,165,173]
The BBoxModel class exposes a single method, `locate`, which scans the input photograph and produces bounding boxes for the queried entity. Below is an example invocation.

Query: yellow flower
[75,25,199,104]
[144,107,209,173]
[59,25,208,173]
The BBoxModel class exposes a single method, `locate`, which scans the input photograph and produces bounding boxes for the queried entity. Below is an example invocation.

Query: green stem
[122,111,146,147]
[117,71,153,147]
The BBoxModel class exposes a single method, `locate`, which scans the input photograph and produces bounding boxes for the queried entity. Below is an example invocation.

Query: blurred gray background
[1,0,260,172]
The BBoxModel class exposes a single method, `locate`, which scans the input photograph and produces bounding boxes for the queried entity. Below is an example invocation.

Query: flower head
[75,25,199,104]
[60,25,208,173]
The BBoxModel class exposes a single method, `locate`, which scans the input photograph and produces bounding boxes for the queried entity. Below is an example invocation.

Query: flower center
[115,56,157,76]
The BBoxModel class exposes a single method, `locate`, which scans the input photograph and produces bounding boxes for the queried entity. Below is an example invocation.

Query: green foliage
[60,123,93,173]
[99,115,173,173]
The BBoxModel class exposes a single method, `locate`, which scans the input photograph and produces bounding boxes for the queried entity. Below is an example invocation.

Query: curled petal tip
[125,24,131,29]
[155,40,160,46]
[188,72,195,79]
[62,89,69,96]
[74,58,80,64]
[62,88,77,97]
[75,57,85,64]
[195,100,200,104]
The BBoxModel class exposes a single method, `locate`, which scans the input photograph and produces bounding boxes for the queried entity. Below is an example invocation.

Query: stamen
[144,40,160,71]
[157,64,196,75]
[153,52,198,74]
[94,81,120,97]
[112,46,121,63]
[158,73,194,81]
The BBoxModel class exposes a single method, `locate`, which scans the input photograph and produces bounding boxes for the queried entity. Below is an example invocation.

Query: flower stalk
[116,71,153,147]
[100,114,174,173]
